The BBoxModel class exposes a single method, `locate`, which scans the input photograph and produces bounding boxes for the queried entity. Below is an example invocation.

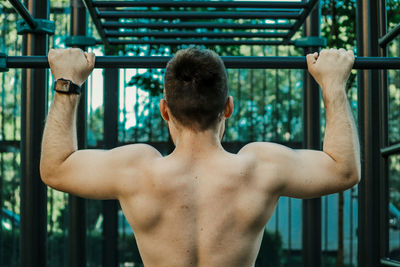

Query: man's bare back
[40,48,361,267]
[118,144,278,266]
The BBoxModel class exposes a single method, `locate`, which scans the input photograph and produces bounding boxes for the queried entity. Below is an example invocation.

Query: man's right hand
[48,48,95,87]
[306,48,354,92]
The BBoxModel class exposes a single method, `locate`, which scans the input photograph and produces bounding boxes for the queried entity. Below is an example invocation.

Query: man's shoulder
[111,143,162,161]
[238,141,291,157]
[237,142,289,195]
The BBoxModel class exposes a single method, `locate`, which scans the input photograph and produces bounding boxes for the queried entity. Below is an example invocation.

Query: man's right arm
[40,48,161,200]
[240,48,361,199]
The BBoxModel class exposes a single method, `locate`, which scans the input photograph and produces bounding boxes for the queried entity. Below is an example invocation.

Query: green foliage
[104,44,125,56]
[128,70,164,97]
[387,0,400,26]
[88,106,104,146]
[388,40,400,144]
[321,0,357,49]
[47,189,68,234]
[50,0,69,7]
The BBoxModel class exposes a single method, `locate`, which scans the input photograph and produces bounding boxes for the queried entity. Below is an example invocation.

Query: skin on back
[40,48,361,267]
[118,148,278,267]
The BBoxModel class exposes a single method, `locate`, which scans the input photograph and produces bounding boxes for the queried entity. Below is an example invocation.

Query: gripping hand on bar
[306,48,355,98]
[48,48,95,87]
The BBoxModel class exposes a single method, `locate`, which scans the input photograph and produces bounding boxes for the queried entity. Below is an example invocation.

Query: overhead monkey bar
[5,56,400,69]
[97,11,302,20]
[105,39,288,45]
[92,0,309,9]
[82,0,319,46]
[104,31,289,38]
[101,21,294,30]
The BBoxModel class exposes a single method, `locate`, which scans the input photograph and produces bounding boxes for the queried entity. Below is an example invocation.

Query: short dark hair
[164,47,228,131]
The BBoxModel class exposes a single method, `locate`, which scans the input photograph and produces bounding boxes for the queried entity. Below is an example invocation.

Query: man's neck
[172,129,224,156]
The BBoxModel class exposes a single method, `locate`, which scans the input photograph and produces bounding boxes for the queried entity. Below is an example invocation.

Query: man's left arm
[40,48,160,199]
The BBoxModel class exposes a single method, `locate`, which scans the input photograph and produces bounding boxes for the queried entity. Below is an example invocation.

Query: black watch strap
[54,78,82,95]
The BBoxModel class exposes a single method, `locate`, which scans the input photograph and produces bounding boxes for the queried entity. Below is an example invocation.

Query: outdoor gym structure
[1,0,400,266]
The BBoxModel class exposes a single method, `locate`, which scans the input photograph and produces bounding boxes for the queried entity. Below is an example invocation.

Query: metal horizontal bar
[93,0,309,9]
[107,38,285,45]
[105,30,288,38]
[102,21,294,30]
[381,258,400,267]
[7,0,38,29]
[98,11,301,19]
[283,0,319,44]
[379,23,400,47]
[82,0,109,46]
[380,143,400,157]
[1,6,68,14]
[6,56,400,69]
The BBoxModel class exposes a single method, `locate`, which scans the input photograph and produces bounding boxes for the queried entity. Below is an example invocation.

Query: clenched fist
[48,48,95,87]
[307,48,354,90]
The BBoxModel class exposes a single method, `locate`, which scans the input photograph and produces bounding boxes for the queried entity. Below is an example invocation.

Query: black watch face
[56,80,70,93]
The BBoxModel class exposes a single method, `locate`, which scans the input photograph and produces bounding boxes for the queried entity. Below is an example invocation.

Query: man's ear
[159,99,170,122]
[224,96,233,118]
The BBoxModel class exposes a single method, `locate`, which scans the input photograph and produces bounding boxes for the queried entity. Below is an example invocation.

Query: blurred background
[0,0,399,266]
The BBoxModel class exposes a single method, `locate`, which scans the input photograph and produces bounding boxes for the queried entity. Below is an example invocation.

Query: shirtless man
[40,47,360,267]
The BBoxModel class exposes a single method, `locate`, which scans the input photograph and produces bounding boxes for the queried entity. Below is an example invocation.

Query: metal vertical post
[378,0,389,260]
[102,67,119,267]
[302,3,321,267]
[20,0,49,266]
[356,0,382,265]
[237,69,241,139]
[249,47,254,140]
[274,46,280,141]
[69,0,87,266]
[0,73,5,267]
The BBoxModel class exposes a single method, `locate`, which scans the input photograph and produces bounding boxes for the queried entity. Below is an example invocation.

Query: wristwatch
[54,78,82,95]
